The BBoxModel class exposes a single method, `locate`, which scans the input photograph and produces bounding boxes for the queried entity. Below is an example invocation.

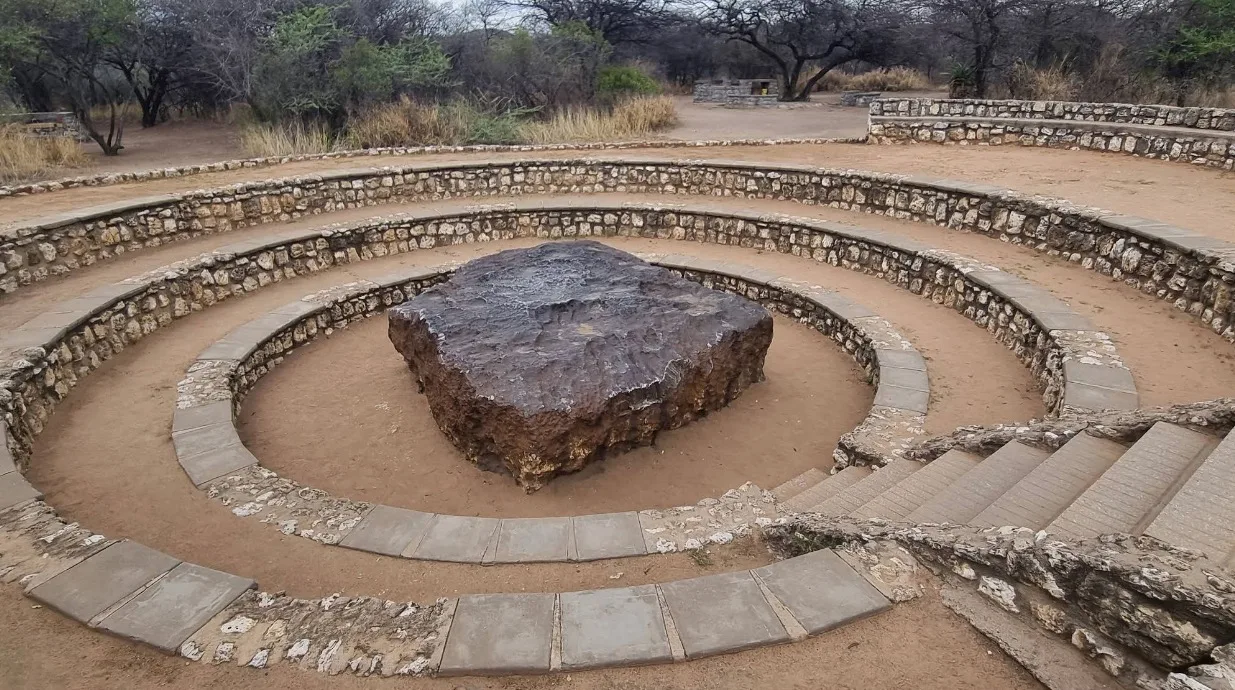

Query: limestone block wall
[4,158,1230,348]
[0,112,88,140]
[692,79,780,106]
[868,98,1235,169]
[1,201,1135,496]
[871,98,1235,130]
[766,514,1235,678]
[868,117,1235,170]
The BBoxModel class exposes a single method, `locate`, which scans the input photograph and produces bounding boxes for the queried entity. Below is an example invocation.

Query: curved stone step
[811,460,921,516]
[970,433,1127,530]
[907,441,1050,525]
[851,450,981,520]
[1048,422,1218,541]
[1143,429,1235,560]
[778,466,872,514]
[770,468,830,503]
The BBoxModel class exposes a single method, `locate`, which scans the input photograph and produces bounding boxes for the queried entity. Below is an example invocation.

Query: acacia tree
[923,0,1025,97]
[694,0,903,101]
[505,0,673,45]
[4,0,137,154]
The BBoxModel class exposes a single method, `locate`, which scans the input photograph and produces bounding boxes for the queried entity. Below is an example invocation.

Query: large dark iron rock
[388,241,772,491]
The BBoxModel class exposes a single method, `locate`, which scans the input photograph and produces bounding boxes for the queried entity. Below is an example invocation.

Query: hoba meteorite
[388,241,772,491]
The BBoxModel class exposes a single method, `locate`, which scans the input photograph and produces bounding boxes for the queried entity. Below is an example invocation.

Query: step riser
[908,442,1050,525]
[970,434,1127,531]
[1048,423,1217,541]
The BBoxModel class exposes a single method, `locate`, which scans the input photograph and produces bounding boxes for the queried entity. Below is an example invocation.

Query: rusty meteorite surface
[388,241,773,491]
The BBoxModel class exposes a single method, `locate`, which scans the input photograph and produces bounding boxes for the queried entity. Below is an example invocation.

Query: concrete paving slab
[178,444,257,487]
[171,401,233,434]
[339,505,434,556]
[407,514,499,563]
[98,562,255,653]
[439,593,555,675]
[0,471,41,511]
[572,512,647,561]
[560,585,672,670]
[29,541,179,623]
[171,422,241,460]
[493,517,572,563]
[753,549,890,634]
[658,570,790,658]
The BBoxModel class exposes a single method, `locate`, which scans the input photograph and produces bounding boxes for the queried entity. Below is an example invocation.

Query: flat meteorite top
[391,241,769,413]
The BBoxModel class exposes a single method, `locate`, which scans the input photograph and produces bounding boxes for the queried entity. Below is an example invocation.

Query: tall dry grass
[814,67,933,93]
[344,97,469,148]
[0,125,91,183]
[238,95,678,156]
[519,95,678,144]
[238,120,338,157]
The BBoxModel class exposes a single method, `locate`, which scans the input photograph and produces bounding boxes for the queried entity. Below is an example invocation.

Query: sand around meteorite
[388,241,773,491]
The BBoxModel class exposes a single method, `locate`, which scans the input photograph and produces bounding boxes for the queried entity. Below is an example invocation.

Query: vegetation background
[2,0,1234,179]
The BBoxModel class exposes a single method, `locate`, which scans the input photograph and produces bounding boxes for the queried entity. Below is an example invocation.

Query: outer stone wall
[871,98,1235,130]
[868,98,1235,169]
[4,158,1233,354]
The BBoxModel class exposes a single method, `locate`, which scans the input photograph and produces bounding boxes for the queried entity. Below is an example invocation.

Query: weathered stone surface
[388,241,772,490]
[767,514,1235,670]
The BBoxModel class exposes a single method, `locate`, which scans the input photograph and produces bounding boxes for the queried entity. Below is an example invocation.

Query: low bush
[0,126,91,183]
[597,65,661,102]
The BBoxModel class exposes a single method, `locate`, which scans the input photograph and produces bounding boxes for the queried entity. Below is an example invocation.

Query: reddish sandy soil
[243,312,873,516]
[3,126,1225,690]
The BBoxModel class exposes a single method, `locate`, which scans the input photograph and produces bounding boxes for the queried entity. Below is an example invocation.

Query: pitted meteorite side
[388,241,773,491]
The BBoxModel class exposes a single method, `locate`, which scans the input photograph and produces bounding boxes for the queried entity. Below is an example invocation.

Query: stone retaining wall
[0,137,864,199]
[0,112,87,140]
[0,201,1134,491]
[5,158,1227,353]
[906,397,1235,462]
[867,116,1235,170]
[871,98,1235,131]
[169,257,925,555]
[766,514,1235,684]
[692,79,780,106]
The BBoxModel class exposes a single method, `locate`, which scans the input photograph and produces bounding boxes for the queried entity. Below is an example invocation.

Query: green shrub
[597,66,661,101]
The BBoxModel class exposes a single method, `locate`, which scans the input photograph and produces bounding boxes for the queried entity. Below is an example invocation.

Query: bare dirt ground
[83,119,246,174]
[29,237,1041,568]
[69,92,929,178]
[2,111,1218,689]
[0,582,1045,690]
[8,235,1050,687]
[242,312,873,516]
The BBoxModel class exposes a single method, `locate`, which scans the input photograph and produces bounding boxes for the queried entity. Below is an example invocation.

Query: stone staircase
[775,421,1235,566]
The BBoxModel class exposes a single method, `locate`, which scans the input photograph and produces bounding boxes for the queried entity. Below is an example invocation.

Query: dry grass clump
[344,97,470,148]
[0,125,91,183]
[1007,62,1080,101]
[238,120,337,157]
[519,95,678,144]
[238,95,677,156]
[815,67,933,92]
